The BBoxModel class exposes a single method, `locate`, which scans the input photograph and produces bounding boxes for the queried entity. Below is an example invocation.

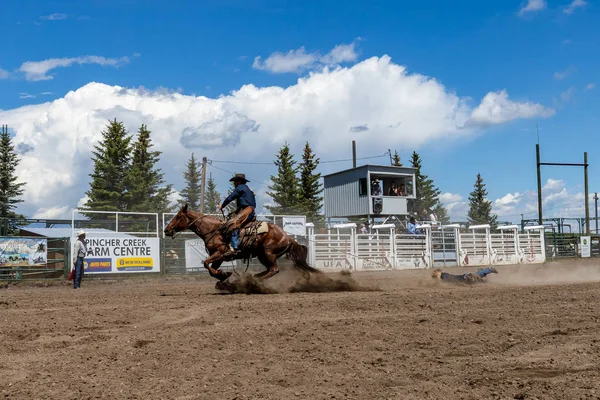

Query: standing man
[218,173,257,257]
[72,230,87,289]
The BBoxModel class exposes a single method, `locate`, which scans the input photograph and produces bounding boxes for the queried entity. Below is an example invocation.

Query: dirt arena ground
[2,259,600,400]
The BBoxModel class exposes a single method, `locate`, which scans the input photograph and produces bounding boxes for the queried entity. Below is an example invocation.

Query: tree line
[0,120,498,230]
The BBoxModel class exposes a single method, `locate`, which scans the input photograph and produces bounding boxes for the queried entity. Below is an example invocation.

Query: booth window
[359,178,367,195]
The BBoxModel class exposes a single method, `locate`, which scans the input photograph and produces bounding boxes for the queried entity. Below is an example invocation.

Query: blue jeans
[474,267,494,278]
[230,210,256,250]
[74,258,84,288]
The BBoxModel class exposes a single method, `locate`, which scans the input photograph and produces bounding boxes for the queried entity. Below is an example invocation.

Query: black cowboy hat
[229,173,250,183]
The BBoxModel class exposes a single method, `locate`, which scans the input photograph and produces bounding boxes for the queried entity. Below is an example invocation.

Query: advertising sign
[0,238,48,266]
[76,236,161,274]
[185,239,209,271]
[282,216,306,236]
[580,236,591,258]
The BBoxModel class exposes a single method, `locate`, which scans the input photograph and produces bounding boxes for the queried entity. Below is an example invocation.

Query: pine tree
[298,142,324,221]
[0,125,27,235]
[392,150,402,166]
[221,179,238,215]
[410,151,448,220]
[467,173,498,228]
[433,203,450,225]
[265,143,300,215]
[204,173,221,214]
[83,119,132,217]
[179,153,202,210]
[124,124,173,213]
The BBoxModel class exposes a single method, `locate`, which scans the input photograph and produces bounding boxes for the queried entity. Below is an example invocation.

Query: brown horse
[163,204,320,283]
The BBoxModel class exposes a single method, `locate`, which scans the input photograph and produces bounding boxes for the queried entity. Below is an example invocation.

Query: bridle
[170,212,221,244]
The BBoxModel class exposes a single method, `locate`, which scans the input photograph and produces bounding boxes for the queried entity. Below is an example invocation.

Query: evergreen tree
[265,143,300,215]
[179,153,202,210]
[204,173,221,214]
[297,141,324,221]
[467,173,498,228]
[433,203,450,225]
[0,125,27,235]
[392,150,402,166]
[410,151,448,220]
[221,179,237,215]
[83,119,132,217]
[124,124,173,213]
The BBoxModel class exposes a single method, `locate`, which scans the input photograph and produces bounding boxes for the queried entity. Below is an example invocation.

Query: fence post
[390,227,396,268]
[539,228,547,263]
[306,223,315,267]
[454,226,462,267]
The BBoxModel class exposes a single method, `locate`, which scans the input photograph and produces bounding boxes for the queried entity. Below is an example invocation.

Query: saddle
[220,218,269,256]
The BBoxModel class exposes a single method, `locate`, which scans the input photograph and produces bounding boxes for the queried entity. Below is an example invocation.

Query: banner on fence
[283,216,306,236]
[185,239,209,271]
[0,238,48,266]
[80,236,160,274]
[581,236,591,258]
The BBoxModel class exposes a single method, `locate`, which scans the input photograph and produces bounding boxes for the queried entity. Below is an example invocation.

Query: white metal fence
[306,223,546,272]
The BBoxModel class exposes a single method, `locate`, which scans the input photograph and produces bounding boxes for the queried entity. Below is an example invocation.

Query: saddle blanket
[242,221,269,235]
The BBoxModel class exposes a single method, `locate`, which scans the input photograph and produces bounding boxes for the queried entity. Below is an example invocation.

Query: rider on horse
[218,173,257,258]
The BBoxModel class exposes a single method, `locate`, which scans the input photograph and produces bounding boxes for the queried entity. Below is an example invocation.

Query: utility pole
[594,192,599,234]
[584,152,590,235]
[199,157,207,213]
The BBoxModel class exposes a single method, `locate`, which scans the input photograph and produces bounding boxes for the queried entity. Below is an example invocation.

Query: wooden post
[200,156,207,213]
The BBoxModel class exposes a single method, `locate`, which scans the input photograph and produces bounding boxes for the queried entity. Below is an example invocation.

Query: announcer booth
[323,164,417,224]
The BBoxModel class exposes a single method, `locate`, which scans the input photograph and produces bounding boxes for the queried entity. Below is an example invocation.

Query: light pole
[595,192,599,234]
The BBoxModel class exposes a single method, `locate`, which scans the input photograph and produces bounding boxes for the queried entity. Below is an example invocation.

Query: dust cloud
[490,261,600,286]
[216,269,379,294]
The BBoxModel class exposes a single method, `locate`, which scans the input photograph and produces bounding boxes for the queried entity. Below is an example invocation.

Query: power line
[207,152,389,166]
[207,164,271,186]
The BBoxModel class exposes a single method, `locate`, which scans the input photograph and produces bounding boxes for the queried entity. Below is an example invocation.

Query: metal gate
[430,227,459,267]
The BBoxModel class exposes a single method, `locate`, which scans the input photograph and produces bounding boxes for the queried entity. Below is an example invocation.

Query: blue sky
[0,0,598,225]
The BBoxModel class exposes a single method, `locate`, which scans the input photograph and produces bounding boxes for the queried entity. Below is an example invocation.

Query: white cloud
[585,83,595,90]
[564,0,587,14]
[560,86,575,102]
[440,193,463,204]
[32,206,71,219]
[19,93,36,99]
[518,0,547,16]
[40,92,54,95]
[442,179,591,228]
[252,40,358,74]
[19,55,130,81]
[0,68,8,79]
[0,55,554,218]
[40,13,68,20]
[553,66,575,80]
[466,90,554,127]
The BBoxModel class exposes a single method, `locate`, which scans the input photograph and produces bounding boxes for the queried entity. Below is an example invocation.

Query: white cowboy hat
[77,230,86,237]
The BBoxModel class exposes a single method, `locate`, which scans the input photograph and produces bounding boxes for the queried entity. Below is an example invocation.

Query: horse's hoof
[217,271,233,282]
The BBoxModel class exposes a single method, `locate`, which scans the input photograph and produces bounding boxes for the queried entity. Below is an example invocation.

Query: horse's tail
[287,240,321,274]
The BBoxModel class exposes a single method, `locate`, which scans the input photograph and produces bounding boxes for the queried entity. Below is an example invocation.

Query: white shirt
[72,239,87,263]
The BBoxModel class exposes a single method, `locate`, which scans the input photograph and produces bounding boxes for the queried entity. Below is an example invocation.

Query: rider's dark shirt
[221,183,257,210]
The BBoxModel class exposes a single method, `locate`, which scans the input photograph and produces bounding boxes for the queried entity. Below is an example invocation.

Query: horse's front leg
[203,254,231,281]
